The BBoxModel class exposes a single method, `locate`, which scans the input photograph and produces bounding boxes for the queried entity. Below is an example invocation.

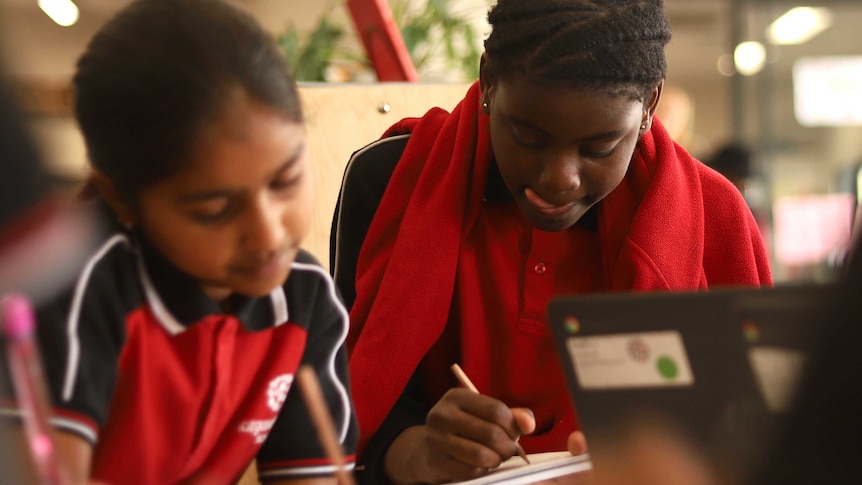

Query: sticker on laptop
[566,331,694,389]
[748,346,805,413]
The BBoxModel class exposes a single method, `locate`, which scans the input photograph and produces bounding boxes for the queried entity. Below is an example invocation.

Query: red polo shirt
[422,198,601,453]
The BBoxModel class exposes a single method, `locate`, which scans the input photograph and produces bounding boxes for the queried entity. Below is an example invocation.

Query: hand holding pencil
[450,363,531,464]
[381,364,539,484]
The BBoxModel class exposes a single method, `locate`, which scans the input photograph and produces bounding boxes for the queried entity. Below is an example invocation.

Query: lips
[232,251,290,278]
[523,187,575,216]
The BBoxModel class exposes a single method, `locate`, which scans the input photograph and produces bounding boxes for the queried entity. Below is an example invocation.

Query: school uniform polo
[331,136,600,482]
[335,83,771,485]
[2,214,358,484]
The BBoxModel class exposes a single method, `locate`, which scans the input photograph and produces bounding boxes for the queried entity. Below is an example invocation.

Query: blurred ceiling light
[767,7,833,45]
[717,54,736,77]
[38,0,79,27]
[734,41,766,76]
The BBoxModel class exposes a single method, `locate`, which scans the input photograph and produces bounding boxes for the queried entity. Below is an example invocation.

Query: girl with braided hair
[331,1,772,483]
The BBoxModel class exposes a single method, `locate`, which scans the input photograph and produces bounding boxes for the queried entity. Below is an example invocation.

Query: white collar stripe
[135,251,185,336]
[269,286,288,326]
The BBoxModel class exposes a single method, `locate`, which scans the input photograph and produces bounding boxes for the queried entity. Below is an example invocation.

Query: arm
[29,237,130,483]
[54,430,93,484]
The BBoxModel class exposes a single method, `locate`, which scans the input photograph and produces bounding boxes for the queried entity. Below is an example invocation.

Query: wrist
[383,425,429,484]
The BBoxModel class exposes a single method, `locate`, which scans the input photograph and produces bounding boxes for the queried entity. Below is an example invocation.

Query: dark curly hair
[484,0,672,100]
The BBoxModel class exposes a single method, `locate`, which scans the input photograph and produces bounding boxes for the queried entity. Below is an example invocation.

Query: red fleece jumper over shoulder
[347,82,773,454]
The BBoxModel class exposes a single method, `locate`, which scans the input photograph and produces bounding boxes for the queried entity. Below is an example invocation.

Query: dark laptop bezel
[548,284,832,478]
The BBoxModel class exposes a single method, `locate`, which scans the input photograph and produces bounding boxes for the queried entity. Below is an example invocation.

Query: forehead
[171,99,306,188]
[493,75,644,134]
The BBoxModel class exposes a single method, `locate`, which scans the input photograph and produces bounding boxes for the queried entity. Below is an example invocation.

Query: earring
[640,123,647,131]
[481,101,490,113]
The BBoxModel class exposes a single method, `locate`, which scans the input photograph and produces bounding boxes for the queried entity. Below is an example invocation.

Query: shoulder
[288,249,329,286]
[336,134,412,221]
[342,134,410,192]
[282,250,345,326]
[694,161,752,213]
[38,232,141,316]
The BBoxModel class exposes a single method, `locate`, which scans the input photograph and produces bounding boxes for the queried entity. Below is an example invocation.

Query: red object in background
[773,193,856,266]
[347,0,419,82]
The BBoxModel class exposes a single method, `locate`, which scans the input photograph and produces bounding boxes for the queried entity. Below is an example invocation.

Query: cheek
[597,150,636,194]
[138,211,234,273]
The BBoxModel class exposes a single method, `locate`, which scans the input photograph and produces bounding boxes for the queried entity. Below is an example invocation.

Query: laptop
[548,284,833,480]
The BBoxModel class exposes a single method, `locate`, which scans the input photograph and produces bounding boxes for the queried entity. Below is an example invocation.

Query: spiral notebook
[548,284,831,479]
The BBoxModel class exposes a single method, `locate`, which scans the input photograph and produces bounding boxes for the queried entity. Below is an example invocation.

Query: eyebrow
[510,117,626,142]
[177,143,305,203]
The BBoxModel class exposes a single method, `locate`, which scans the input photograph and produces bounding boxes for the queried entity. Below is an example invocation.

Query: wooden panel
[299,82,470,269]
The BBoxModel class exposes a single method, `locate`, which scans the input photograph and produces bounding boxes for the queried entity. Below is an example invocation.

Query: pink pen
[1,293,70,485]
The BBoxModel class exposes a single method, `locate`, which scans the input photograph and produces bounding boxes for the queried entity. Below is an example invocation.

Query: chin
[238,273,292,297]
[532,218,578,232]
[525,210,583,232]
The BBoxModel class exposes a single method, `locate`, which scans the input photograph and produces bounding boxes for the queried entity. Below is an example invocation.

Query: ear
[478,52,496,114]
[642,80,664,132]
[89,171,137,228]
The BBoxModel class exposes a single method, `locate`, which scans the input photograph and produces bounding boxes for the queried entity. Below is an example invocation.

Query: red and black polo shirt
[2,220,358,484]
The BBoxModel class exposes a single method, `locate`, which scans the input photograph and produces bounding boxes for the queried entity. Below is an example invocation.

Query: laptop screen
[548,284,832,480]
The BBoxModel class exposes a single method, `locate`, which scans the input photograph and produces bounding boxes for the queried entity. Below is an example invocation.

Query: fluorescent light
[793,56,862,126]
[38,0,79,27]
[734,41,766,76]
[767,7,833,45]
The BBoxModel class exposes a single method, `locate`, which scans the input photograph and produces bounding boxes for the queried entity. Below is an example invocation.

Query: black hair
[0,76,49,229]
[73,0,302,203]
[484,0,672,100]
[708,142,752,180]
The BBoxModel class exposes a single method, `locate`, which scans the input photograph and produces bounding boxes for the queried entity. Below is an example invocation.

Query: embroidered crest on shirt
[267,374,293,411]
[237,374,295,443]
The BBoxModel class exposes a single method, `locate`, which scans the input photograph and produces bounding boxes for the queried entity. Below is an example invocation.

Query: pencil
[1,294,71,485]
[450,363,531,464]
[296,365,356,485]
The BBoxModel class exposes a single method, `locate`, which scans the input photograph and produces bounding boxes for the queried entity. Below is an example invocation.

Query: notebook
[548,284,832,480]
[451,452,592,485]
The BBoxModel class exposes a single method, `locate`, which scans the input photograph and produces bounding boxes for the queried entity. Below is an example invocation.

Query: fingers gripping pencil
[450,363,531,464]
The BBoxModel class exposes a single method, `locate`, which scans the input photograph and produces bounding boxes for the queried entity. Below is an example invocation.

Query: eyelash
[512,126,617,158]
[581,147,617,159]
[192,208,230,225]
[191,173,304,225]
[270,172,303,191]
[514,136,617,159]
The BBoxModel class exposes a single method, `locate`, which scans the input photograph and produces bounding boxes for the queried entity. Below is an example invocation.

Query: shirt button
[534,263,547,274]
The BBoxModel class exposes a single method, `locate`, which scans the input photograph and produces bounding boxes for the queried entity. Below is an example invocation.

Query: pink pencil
[2,293,70,485]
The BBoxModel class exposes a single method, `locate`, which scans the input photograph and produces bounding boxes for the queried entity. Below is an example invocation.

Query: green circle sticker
[656,356,678,380]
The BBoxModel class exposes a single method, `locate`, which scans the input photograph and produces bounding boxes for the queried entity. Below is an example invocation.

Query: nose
[537,150,583,200]
[240,195,285,254]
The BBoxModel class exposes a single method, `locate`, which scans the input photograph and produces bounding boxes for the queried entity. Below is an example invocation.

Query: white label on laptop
[748,347,805,413]
[567,331,694,389]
